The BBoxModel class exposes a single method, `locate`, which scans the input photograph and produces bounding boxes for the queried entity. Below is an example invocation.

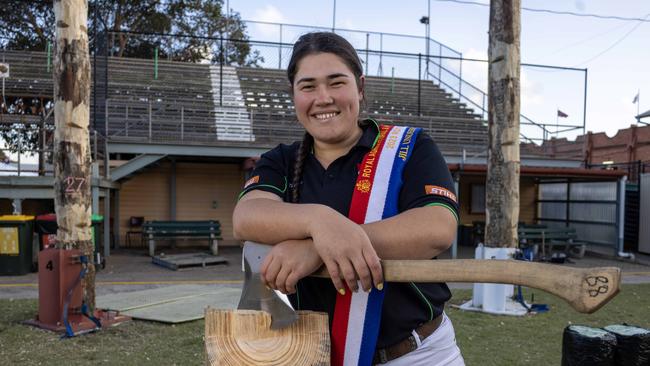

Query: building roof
[448,163,627,180]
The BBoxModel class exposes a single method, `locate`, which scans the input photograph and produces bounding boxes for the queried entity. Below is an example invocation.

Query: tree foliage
[0,0,262,66]
[0,0,261,159]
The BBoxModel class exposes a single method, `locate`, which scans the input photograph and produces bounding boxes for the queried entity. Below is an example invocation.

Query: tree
[0,0,261,159]
[95,0,262,65]
[0,1,54,51]
[53,0,95,306]
[1,1,259,65]
[485,0,521,249]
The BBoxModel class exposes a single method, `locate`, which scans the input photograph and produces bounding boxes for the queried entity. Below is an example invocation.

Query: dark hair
[287,32,364,203]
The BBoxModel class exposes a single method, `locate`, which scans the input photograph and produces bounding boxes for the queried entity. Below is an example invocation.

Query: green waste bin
[91,214,105,269]
[0,215,35,275]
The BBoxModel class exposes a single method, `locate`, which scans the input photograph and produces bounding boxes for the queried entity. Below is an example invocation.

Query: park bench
[518,226,587,260]
[143,220,222,257]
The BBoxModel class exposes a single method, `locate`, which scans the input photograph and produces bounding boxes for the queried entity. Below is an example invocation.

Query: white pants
[377,313,465,366]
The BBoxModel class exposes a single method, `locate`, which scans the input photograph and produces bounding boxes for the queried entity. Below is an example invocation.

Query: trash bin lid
[35,213,57,221]
[0,215,35,222]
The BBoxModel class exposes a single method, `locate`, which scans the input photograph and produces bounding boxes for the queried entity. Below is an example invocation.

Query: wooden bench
[518,226,586,260]
[143,220,222,257]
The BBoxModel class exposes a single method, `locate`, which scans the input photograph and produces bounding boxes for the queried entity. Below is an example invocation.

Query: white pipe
[617,175,635,260]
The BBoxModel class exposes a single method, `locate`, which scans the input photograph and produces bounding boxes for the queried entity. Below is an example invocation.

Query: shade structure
[204,309,330,365]
[636,109,650,119]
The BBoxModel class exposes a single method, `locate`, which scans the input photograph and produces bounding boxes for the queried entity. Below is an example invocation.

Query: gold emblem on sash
[355,179,372,193]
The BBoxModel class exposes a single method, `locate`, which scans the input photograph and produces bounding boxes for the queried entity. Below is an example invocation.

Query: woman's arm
[362,205,457,259]
[233,189,383,292]
[233,190,318,244]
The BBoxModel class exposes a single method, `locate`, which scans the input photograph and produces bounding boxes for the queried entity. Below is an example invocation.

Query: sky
[228,0,650,142]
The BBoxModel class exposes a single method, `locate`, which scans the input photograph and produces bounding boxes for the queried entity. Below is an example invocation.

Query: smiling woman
[232,32,464,365]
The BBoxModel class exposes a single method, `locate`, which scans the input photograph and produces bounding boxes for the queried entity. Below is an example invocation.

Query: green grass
[0,285,648,365]
[448,285,650,365]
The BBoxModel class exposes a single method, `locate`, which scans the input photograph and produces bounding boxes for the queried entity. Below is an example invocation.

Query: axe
[237,241,621,329]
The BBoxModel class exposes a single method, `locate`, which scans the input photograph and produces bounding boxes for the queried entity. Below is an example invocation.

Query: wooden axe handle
[314,259,620,314]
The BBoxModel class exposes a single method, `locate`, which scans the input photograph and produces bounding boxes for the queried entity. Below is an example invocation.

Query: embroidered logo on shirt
[356,179,372,193]
[425,185,457,203]
[244,175,260,189]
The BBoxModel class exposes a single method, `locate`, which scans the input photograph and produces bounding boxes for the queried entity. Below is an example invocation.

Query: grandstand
[1,49,487,156]
[4,38,628,256]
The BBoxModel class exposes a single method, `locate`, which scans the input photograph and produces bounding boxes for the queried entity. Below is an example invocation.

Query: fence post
[278,24,283,69]
[438,44,442,81]
[47,41,52,72]
[154,46,158,79]
[104,137,109,179]
[105,31,109,117]
[481,94,488,120]
[378,33,383,77]
[105,98,109,136]
[181,106,184,141]
[39,112,45,176]
[251,108,255,141]
[418,53,422,116]
[17,132,22,176]
[93,130,98,162]
[365,33,369,75]
[125,104,129,137]
[148,100,152,141]
[459,52,463,97]
[220,37,224,107]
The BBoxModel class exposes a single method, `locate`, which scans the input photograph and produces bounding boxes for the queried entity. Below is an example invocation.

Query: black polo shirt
[240,119,459,348]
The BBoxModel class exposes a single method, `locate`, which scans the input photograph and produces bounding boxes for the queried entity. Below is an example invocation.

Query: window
[471,184,486,214]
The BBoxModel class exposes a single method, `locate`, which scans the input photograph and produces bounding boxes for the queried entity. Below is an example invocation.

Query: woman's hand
[260,239,323,294]
[309,212,383,294]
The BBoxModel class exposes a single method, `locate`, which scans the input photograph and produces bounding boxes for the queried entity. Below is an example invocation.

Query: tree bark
[53,0,95,307]
[485,0,521,248]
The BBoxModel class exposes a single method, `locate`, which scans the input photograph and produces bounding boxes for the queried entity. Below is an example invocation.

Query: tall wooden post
[485,0,521,248]
[53,0,95,307]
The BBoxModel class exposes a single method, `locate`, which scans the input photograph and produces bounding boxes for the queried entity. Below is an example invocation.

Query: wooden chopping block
[204,308,330,365]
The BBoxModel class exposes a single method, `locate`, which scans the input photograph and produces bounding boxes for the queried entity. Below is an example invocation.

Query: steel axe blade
[237,241,299,329]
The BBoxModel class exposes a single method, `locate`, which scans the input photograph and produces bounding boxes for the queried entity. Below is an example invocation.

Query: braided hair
[286,32,364,203]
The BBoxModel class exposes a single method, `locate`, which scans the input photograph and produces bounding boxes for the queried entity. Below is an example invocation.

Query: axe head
[237,241,299,329]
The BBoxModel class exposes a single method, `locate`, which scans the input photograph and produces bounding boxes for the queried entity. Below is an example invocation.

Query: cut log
[204,309,330,366]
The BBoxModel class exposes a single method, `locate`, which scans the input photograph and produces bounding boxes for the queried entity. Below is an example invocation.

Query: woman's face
[292,52,364,146]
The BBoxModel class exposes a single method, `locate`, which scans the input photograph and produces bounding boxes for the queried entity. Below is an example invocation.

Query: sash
[331,124,421,366]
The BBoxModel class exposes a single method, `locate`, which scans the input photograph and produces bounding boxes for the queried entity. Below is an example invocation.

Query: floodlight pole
[583,68,588,135]
[332,0,337,32]
[420,2,430,79]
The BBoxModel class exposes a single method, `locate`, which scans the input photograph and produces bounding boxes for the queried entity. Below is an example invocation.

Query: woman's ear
[358,75,365,101]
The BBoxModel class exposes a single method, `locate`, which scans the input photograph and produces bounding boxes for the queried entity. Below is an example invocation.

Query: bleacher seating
[236,67,487,154]
[0,50,487,154]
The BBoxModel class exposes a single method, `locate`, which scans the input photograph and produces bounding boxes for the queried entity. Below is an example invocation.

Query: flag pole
[636,90,640,123]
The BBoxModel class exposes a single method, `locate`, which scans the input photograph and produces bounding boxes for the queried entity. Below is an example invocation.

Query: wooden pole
[53,0,95,307]
[485,0,521,249]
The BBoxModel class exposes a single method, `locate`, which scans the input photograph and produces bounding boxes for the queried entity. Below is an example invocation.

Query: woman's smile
[312,111,340,121]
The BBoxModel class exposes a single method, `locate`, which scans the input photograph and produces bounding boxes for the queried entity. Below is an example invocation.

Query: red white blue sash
[331,124,421,366]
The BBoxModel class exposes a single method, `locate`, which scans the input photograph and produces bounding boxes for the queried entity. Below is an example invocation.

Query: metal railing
[99,99,488,154]
[1,21,589,167]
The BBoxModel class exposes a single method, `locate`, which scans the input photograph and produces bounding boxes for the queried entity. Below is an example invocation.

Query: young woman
[233,32,464,366]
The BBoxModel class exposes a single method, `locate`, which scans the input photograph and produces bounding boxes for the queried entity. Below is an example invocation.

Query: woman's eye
[301,85,314,91]
[331,81,344,87]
